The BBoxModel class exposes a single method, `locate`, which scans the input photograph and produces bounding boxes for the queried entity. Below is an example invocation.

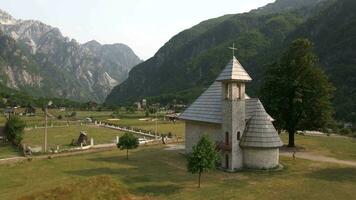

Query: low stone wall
[242,148,279,169]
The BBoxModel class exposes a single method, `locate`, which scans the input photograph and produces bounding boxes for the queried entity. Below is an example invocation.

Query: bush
[340,128,352,135]
[4,116,26,146]
[57,115,63,120]
[70,112,77,117]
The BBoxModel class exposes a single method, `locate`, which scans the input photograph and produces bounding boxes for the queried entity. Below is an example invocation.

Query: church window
[224,84,229,99]
[225,154,229,168]
[237,131,241,140]
[238,84,242,99]
[225,132,229,145]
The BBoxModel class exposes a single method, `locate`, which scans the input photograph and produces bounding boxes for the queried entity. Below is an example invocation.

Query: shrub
[70,112,77,117]
[340,128,352,135]
[4,116,26,146]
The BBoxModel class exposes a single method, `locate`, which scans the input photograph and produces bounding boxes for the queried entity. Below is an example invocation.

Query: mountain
[106,0,355,122]
[0,10,141,102]
[252,0,330,14]
[288,0,356,122]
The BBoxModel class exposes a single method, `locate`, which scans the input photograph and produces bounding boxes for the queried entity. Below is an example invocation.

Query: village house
[179,55,283,171]
[24,105,36,116]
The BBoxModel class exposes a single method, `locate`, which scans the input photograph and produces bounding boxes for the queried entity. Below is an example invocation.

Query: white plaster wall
[243,148,279,169]
[185,121,221,153]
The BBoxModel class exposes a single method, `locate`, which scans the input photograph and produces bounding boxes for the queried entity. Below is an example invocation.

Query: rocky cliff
[0,9,141,102]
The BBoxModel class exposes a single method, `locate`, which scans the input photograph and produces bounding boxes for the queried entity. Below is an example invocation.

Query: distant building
[134,102,142,110]
[3,107,14,116]
[344,122,353,129]
[180,56,283,171]
[24,106,36,116]
[142,99,147,107]
[165,113,180,121]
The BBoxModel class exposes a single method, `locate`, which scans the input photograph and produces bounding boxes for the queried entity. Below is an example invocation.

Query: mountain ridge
[0,9,141,102]
[106,0,355,122]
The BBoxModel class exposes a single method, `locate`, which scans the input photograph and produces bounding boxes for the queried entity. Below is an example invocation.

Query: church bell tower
[216,45,252,171]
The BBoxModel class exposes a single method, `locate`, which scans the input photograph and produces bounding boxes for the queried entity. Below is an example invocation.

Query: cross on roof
[229,43,237,58]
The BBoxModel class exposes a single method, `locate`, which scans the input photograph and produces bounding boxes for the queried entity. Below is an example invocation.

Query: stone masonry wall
[243,148,279,169]
[185,120,221,153]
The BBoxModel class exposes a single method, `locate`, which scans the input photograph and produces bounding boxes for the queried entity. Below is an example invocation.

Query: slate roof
[216,56,252,82]
[240,101,283,148]
[179,82,273,124]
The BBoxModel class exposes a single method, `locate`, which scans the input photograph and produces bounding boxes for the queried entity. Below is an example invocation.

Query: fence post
[91,138,94,146]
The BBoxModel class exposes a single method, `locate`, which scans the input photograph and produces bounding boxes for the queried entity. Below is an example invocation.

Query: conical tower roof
[216,56,252,82]
[240,100,283,148]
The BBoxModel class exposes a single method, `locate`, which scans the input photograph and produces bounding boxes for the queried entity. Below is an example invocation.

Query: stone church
[179,55,283,171]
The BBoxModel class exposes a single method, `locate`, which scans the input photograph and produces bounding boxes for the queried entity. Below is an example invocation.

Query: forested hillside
[106,0,355,122]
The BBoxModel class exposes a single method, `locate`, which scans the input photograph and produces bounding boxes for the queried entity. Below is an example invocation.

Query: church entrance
[225,154,229,169]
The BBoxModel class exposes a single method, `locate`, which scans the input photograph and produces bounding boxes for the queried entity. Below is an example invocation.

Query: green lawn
[0,143,21,159]
[281,133,356,161]
[23,125,125,149]
[0,110,114,127]
[0,145,355,199]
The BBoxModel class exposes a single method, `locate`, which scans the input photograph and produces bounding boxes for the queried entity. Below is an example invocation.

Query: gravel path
[280,151,356,167]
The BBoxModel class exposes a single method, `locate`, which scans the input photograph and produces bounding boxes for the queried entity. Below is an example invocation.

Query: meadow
[23,125,125,149]
[0,110,184,158]
[280,133,356,161]
[1,110,356,199]
[0,145,355,199]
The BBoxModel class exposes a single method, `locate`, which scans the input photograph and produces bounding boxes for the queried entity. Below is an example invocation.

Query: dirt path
[280,151,356,167]
[0,145,117,165]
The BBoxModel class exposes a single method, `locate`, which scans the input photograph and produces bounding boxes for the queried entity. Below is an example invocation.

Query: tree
[117,133,139,160]
[187,135,219,188]
[4,116,26,146]
[261,39,335,147]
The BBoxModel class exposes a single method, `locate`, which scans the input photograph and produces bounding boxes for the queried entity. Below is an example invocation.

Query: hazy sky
[0,0,275,59]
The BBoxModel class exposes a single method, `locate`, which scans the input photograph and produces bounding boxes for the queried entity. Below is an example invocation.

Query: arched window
[237,84,241,99]
[225,132,229,145]
[224,84,229,99]
[237,131,241,141]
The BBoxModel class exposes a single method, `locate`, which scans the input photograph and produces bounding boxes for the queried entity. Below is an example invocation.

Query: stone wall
[185,120,221,153]
[242,148,279,169]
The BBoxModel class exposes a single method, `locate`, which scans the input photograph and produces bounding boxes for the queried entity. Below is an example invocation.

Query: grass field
[0,143,21,159]
[281,133,356,161]
[23,125,125,149]
[0,145,355,199]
